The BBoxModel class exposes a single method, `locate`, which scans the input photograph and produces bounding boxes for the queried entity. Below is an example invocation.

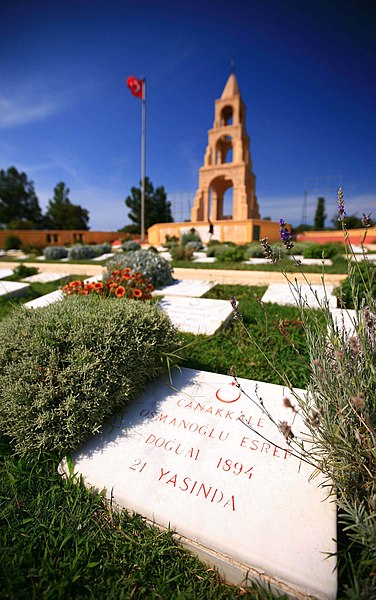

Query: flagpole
[141,78,146,243]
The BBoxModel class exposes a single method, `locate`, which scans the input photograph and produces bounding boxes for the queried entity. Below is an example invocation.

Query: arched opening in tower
[215,135,233,164]
[209,176,233,221]
[221,105,233,126]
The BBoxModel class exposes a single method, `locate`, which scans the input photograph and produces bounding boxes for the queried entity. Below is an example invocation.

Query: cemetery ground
[0,262,371,599]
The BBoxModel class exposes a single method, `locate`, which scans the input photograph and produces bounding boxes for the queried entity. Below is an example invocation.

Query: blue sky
[1,0,375,230]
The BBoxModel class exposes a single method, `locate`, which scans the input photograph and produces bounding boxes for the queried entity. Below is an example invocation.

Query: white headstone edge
[58,459,316,599]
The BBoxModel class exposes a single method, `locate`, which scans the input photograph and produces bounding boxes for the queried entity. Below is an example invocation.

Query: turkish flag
[127,76,143,99]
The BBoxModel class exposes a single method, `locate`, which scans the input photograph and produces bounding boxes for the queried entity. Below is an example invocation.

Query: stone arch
[209,176,234,220]
[215,135,233,164]
[221,105,233,125]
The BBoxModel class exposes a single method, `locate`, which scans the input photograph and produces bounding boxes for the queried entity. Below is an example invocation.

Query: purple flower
[337,187,346,222]
[260,237,278,263]
[230,296,241,320]
[279,219,294,250]
[362,212,372,228]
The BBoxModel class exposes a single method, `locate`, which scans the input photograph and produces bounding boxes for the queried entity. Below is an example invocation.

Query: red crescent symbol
[216,386,241,403]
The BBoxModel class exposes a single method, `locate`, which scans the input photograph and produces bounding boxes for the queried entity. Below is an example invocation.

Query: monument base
[147,219,286,246]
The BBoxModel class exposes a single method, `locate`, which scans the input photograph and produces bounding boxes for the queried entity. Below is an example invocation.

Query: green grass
[1,437,274,600]
[171,257,349,274]
[178,284,311,388]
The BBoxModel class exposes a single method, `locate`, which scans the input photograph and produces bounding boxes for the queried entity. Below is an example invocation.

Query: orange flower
[146,283,154,291]
[122,267,131,275]
[133,288,143,298]
[94,282,103,291]
[115,286,126,298]
[122,273,131,280]
[85,283,94,292]
[112,270,121,276]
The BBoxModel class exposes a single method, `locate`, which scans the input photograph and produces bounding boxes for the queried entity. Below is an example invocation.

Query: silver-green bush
[68,244,109,260]
[43,246,68,260]
[105,249,173,288]
[122,240,141,252]
[0,295,178,457]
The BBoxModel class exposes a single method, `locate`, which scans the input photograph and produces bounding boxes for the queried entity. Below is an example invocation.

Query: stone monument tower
[191,73,260,223]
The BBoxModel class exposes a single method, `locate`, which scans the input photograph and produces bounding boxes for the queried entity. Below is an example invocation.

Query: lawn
[0,280,366,598]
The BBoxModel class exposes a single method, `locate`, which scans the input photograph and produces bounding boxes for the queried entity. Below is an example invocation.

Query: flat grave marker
[158,296,233,335]
[330,308,357,337]
[91,253,115,261]
[21,272,70,284]
[24,289,64,309]
[60,368,337,600]
[153,279,216,298]
[292,255,333,266]
[261,283,337,308]
[0,280,30,298]
[0,268,14,279]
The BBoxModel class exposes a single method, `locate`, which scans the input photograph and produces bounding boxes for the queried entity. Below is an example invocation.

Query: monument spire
[191,73,259,222]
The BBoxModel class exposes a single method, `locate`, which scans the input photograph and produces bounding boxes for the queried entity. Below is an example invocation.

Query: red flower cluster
[62,268,154,301]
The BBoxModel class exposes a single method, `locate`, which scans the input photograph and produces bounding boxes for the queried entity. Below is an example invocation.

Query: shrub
[63,269,154,300]
[43,246,68,260]
[13,264,38,279]
[105,250,173,288]
[68,245,105,260]
[0,295,178,457]
[245,243,287,260]
[335,260,376,309]
[170,244,194,261]
[303,242,342,259]
[4,235,21,251]
[163,235,179,249]
[215,245,246,263]
[181,228,201,246]
[21,243,44,255]
[96,242,111,255]
[122,240,141,252]
[185,240,202,251]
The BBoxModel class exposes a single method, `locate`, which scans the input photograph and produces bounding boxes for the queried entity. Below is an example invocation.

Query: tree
[314,197,327,230]
[0,166,44,229]
[331,213,374,230]
[125,177,173,232]
[45,182,90,230]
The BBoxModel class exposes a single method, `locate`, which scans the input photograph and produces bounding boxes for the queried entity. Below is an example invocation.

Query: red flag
[127,76,143,99]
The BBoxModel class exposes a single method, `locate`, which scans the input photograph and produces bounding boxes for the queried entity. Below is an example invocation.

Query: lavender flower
[230,296,241,320]
[337,187,346,222]
[260,237,278,263]
[278,219,294,250]
[362,212,372,228]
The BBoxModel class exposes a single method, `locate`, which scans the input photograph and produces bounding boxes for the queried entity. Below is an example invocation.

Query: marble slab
[261,283,337,308]
[192,256,217,263]
[21,272,70,284]
[351,254,376,262]
[153,279,216,298]
[0,280,30,298]
[330,308,357,337]
[243,258,272,265]
[158,296,233,335]
[0,268,14,279]
[24,289,64,309]
[158,251,172,261]
[91,253,115,261]
[59,368,337,600]
[293,255,333,266]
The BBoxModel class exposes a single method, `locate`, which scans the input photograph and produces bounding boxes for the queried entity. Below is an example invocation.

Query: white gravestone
[0,280,30,298]
[91,253,115,261]
[59,368,337,600]
[330,308,357,337]
[24,289,64,309]
[292,256,333,266]
[262,283,337,309]
[153,279,216,298]
[0,268,14,279]
[158,297,233,335]
[21,272,70,284]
